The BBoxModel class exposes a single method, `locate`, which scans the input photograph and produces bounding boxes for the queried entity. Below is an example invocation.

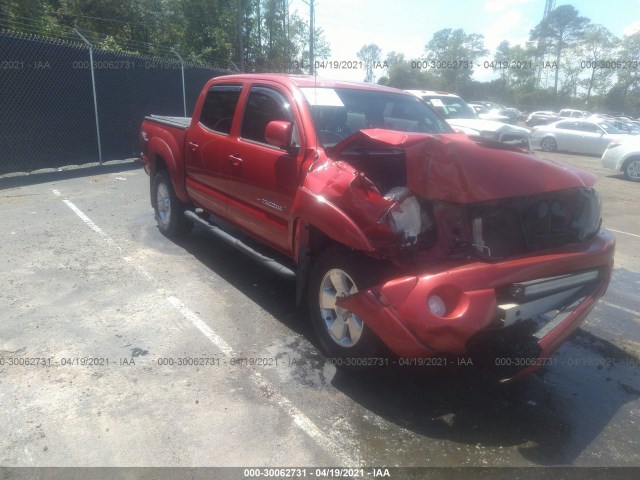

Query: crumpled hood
[328,129,597,204]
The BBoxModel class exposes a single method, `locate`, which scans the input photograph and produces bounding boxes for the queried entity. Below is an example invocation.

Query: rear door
[184,84,243,217]
[225,84,303,255]
[577,122,608,155]
[554,121,581,152]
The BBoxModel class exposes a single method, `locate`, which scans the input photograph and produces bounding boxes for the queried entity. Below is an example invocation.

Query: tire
[308,247,386,361]
[623,158,640,181]
[152,169,192,237]
[540,137,557,152]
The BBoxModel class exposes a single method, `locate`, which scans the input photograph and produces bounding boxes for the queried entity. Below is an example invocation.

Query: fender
[148,136,189,203]
[291,187,374,253]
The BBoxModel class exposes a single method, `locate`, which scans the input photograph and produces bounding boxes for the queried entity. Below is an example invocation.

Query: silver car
[531,119,629,155]
[525,111,558,126]
[405,90,531,149]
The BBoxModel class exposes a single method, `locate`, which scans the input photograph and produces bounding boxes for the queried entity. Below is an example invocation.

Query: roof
[405,89,461,98]
[208,73,404,93]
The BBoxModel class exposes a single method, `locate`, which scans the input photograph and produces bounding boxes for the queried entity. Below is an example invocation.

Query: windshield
[420,95,478,120]
[301,87,452,147]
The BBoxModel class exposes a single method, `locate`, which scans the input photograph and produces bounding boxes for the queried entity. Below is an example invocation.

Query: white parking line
[609,228,640,239]
[599,300,640,318]
[52,188,360,467]
[167,296,234,357]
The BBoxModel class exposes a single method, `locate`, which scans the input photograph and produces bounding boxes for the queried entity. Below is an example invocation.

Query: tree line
[372,5,640,115]
[0,0,330,71]
[2,1,638,114]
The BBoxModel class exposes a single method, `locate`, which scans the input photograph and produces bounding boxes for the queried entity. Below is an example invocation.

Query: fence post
[74,29,102,165]
[171,49,187,117]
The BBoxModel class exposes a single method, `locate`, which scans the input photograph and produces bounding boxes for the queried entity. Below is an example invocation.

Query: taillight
[140,131,149,154]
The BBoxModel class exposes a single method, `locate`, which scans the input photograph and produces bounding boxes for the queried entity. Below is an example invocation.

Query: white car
[530,119,629,155]
[468,103,511,123]
[405,90,531,149]
[602,136,640,181]
[558,109,590,118]
[525,111,558,127]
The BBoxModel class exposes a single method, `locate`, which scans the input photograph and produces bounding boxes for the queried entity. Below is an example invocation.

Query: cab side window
[578,122,601,133]
[199,85,242,134]
[241,86,295,148]
[557,121,579,130]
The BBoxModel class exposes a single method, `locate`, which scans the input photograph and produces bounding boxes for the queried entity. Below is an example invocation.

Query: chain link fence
[0,31,232,175]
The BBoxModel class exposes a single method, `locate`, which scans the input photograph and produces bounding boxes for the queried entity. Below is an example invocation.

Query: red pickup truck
[140,74,615,379]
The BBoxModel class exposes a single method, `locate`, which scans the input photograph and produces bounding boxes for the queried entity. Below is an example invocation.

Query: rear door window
[577,122,601,133]
[557,121,580,130]
[199,85,242,134]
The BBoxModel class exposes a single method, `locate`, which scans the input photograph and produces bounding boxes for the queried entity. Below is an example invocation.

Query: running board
[184,210,296,280]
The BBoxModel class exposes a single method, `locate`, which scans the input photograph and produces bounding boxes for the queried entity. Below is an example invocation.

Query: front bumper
[601,149,623,172]
[337,230,615,379]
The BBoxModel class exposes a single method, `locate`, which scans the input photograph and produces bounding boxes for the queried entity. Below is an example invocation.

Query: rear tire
[152,169,192,238]
[308,247,386,362]
[623,158,640,181]
[540,137,557,152]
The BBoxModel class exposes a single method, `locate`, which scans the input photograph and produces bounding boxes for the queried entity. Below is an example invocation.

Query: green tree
[612,31,640,114]
[494,40,510,83]
[378,57,439,89]
[423,28,488,92]
[529,4,589,102]
[578,24,618,103]
[357,43,382,83]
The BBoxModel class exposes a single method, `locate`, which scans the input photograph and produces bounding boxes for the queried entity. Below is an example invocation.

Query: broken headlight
[572,188,601,241]
[383,187,430,246]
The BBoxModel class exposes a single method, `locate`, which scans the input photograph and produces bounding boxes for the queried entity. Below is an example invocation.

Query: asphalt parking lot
[0,151,639,474]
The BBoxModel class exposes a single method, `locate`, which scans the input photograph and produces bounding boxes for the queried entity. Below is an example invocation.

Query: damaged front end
[298,129,615,379]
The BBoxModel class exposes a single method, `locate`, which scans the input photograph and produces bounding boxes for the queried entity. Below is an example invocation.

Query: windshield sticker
[429,98,445,108]
[301,87,345,107]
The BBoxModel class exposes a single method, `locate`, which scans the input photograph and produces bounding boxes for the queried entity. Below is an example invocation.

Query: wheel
[152,169,192,237]
[623,158,640,181]
[308,247,386,361]
[540,137,557,152]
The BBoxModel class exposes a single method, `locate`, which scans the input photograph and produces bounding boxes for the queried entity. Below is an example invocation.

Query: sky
[288,0,640,83]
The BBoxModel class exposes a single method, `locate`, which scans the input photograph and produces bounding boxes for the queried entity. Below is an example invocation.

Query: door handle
[229,154,243,166]
[188,141,199,152]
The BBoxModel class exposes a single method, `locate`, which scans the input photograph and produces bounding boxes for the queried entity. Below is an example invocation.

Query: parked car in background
[526,111,558,126]
[531,119,629,155]
[589,113,614,121]
[602,135,640,180]
[503,107,526,123]
[406,90,531,149]
[468,103,512,123]
[610,118,640,135]
[469,101,505,111]
[558,109,590,118]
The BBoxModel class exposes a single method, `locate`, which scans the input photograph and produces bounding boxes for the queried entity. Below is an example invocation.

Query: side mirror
[265,121,292,149]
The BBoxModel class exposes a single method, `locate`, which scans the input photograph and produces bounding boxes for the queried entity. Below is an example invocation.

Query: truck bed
[145,115,192,129]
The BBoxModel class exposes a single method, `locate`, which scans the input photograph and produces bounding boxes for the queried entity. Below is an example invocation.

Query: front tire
[152,169,192,238]
[623,158,640,181]
[540,137,557,152]
[308,247,385,361]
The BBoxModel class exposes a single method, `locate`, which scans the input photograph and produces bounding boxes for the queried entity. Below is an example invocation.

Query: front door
[226,84,302,255]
